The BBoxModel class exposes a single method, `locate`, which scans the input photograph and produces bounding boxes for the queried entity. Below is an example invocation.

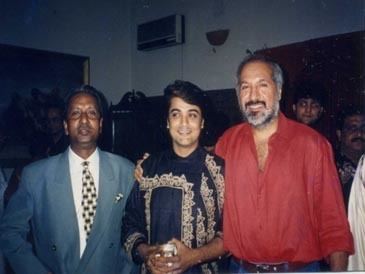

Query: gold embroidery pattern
[200,174,216,242]
[124,232,145,261]
[142,190,152,241]
[196,208,205,247]
[205,155,225,214]
[211,261,219,273]
[141,173,195,247]
[201,263,213,274]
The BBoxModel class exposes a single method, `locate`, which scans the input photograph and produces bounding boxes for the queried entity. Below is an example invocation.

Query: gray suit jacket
[0,149,136,274]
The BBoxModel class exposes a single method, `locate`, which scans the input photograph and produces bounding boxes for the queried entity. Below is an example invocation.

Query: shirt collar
[169,146,203,162]
[68,147,100,167]
[272,112,291,141]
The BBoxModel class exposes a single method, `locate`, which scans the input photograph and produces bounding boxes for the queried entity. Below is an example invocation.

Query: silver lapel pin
[114,193,124,203]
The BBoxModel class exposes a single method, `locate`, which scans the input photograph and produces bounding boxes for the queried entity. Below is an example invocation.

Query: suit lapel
[51,151,80,272]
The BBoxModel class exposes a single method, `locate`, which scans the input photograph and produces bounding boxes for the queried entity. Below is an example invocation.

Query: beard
[241,100,280,128]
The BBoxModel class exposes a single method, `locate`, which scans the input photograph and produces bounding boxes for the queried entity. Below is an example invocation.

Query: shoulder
[215,123,247,158]
[99,151,135,190]
[220,123,247,139]
[204,150,224,167]
[286,118,330,146]
[22,153,64,175]
[282,118,334,160]
[99,150,135,170]
[357,154,365,171]
[140,150,167,171]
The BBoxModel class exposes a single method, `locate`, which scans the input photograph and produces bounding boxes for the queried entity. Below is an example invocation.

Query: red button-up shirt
[216,113,353,263]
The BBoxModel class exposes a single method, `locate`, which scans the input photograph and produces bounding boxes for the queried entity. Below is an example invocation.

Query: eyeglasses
[67,109,100,120]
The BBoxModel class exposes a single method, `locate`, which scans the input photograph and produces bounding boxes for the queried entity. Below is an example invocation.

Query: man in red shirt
[215,54,353,272]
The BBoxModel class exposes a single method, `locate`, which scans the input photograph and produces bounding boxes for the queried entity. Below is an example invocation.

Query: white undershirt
[68,147,100,257]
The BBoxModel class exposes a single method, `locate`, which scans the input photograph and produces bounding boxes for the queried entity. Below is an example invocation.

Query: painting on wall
[0,44,89,166]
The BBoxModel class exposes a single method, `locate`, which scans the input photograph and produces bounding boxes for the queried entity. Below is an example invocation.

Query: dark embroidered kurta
[122,147,225,273]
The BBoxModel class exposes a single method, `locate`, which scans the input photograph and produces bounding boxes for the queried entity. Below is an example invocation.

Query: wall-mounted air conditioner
[137,14,185,51]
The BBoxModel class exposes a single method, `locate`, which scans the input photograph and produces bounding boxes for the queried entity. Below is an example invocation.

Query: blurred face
[293,98,323,125]
[339,114,365,158]
[167,97,204,156]
[47,108,64,135]
[64,93,102,153]
[237,61,281,128]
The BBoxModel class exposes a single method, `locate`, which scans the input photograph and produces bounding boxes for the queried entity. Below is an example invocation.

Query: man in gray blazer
[0,85,135,274]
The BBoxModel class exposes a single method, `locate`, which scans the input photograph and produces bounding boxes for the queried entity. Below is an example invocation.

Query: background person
[44,103,69,156]
[292,80,326,127]
[335,106,365,209]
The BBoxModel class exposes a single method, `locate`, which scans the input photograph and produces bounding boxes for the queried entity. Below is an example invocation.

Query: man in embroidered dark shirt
[122,80,226,274]
[336,106,365,210]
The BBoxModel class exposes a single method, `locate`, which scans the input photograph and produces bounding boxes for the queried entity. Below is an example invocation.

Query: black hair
[293,80,326,106]
[164,80,206,119]
[64,85,104,118]
[336,105,365,130]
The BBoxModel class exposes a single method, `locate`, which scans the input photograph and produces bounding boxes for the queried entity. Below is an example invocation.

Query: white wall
[0,0,363,102]
[0,0,132,104]
[131,0,364,96]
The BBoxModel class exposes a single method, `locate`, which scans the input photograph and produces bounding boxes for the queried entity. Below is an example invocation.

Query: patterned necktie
[81,161,97,239]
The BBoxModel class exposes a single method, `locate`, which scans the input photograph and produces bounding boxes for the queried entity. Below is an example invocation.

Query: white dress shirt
[68,147,100,257]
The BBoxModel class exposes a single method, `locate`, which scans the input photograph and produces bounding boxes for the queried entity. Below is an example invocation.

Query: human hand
[169,238,198,273]
[148,239,197,274]
[145,245,175,274]
[134,153,149,183]
[328,251,348,271]
[137,243,162,273]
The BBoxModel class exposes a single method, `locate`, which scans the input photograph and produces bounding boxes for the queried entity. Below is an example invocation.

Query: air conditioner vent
[137,14,185,51]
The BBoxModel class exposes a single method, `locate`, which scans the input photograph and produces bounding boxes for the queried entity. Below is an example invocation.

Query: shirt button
[52,244,57,251]
[109,243,114,248]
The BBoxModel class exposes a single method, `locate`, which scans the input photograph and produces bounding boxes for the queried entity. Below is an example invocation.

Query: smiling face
[237,61,281,128]
[293,98,323,125]
[64,93,103,158]
[167,96,204,157]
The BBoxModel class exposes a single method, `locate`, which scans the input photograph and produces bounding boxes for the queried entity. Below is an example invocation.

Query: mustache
[245,100,267,108]
[351,137,365,143]
[78,124,91,130]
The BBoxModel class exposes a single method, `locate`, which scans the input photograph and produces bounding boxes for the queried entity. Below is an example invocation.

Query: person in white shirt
[0,85,136,274]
